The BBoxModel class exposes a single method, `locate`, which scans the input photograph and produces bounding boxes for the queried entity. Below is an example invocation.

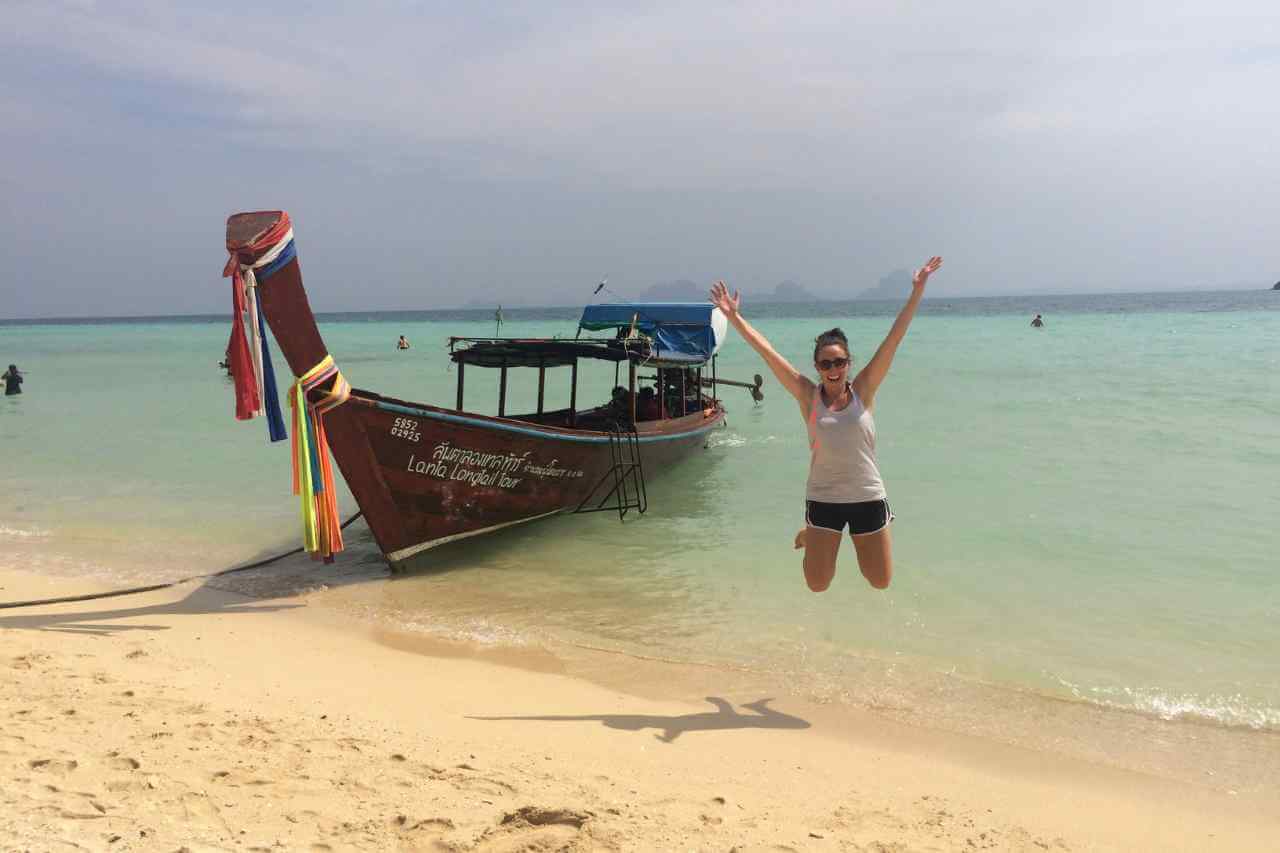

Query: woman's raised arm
[710,280,813,408]
[852,256,942,407]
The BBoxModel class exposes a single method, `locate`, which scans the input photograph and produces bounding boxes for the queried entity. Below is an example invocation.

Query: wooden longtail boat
[225,211,746,565]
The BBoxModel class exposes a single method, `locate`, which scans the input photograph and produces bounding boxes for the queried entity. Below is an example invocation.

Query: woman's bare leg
[850,526,892,589]
[802,527,841,592]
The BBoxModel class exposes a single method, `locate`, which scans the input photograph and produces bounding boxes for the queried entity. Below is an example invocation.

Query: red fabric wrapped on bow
[222,212,292,420]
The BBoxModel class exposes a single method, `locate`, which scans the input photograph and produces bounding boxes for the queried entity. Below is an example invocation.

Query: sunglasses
[816,357,850,370]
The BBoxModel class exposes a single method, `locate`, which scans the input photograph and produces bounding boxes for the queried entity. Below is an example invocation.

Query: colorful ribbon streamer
[254,287,288,443]
[289,355,351,561]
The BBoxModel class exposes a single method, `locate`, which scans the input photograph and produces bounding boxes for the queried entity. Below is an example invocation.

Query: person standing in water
[709,256,943,591]
[397,335,411,350]
[3,364,23,395]
[1031,314,1044,328]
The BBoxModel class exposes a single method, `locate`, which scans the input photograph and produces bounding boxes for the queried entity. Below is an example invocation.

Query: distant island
[636,279,821,303]
[637,279,704,301]
[858,269,913,300]
[766,280,819,302]
[455,267,930,309]
[1273,281,1279,291]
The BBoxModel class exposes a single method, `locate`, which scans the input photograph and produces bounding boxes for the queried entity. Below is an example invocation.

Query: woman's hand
[709,280,742,320]
[912,256,943,291]
[708,279,811,406]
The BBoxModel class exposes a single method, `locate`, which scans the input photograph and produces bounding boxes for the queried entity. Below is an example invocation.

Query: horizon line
[0,286,1271,325]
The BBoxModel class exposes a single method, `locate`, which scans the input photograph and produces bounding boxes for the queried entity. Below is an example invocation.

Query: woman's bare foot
[794,528,807,550]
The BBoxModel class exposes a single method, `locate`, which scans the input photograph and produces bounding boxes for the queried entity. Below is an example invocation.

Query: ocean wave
[707,433,780,449]
[376,610,533,648]
[1054,677,1280,730]
[0,524,51,540]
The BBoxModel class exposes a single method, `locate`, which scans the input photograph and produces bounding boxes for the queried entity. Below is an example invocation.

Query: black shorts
[805,499,894,536]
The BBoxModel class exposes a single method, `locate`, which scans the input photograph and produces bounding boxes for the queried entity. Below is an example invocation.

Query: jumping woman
[709,257,942,592]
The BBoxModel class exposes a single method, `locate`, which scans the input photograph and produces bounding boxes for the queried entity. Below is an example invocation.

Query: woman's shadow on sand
[468,696,810,743]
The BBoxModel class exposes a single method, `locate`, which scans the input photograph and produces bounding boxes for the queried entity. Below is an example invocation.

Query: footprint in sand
[188,722,218,742]
[448,772,517,799]
[28,758,78,775]
[471,807,593,853]
[394,815,454,832]
[107,756,140,771]
[390,815,456,851]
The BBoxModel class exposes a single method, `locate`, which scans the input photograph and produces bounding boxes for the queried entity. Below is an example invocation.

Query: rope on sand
[0,512,364,611]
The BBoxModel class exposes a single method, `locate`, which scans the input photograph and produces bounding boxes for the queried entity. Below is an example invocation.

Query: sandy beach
[8,0,1280,848]
[1,565,1276,853]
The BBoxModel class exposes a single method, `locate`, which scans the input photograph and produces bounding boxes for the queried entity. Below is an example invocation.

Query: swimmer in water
[3,364,23,396]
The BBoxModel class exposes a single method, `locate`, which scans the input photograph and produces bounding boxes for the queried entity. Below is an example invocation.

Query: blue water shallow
[2,288,1278,736]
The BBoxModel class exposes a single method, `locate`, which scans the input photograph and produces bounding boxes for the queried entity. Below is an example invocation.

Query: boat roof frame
[448,335,711,368]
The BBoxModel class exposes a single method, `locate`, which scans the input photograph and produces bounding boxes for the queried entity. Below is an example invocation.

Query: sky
[1,0,1278,318]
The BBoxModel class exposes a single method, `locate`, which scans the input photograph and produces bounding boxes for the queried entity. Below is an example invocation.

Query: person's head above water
[6,364,16,374]
[813,328,851,387]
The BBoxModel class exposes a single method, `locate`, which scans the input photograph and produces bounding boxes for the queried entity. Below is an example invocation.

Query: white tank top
[804,383,886,503]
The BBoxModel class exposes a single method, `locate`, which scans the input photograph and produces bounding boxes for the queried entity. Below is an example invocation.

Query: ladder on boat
[575,423,647,520]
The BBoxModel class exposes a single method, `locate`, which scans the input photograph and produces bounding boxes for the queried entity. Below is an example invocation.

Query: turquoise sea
[3,290,1278,784]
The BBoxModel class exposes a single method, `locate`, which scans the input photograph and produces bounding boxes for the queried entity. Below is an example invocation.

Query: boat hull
[353,392,724,563]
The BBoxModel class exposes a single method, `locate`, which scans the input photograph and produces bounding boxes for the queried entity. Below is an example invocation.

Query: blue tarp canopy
[578,303,726,365]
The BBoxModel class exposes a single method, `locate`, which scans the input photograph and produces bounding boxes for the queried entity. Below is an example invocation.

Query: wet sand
[1,566,1275,852]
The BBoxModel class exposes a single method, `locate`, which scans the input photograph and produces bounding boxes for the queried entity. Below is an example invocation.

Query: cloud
[2,1,1279,316]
